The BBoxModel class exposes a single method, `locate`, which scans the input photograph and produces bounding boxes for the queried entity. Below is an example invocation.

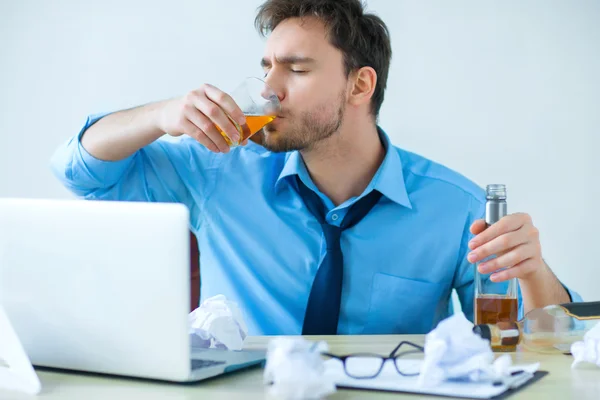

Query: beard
[261,90,346,153]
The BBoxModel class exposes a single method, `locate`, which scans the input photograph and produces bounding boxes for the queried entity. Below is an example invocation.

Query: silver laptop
[0,198,265,382]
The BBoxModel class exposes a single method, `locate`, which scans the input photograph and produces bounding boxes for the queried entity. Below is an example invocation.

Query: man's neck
[300,120,386,207]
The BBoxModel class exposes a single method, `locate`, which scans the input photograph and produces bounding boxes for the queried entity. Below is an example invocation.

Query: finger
[180,119,220,153]
[469,219,487,237]
[490,258,537,282]
[202,84,246,126]
[469,220,487,247]
[193,94,241,145]
[477,243,534,274]
[241,138,249,146]
[470,213,528,249]
[184,105,230,153]
[468,228,530,263]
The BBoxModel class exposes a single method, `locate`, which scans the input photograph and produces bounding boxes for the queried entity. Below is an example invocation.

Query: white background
[1,0,598,301]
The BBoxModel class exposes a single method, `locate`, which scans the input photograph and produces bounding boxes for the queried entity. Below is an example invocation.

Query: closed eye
[263,69,308,78]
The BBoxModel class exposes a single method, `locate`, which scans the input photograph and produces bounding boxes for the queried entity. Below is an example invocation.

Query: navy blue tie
[296,176,383,335]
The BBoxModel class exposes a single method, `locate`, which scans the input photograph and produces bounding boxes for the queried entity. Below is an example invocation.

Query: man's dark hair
[255,0,392,119]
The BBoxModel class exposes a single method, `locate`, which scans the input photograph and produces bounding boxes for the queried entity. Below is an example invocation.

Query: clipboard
[324,359,548,399]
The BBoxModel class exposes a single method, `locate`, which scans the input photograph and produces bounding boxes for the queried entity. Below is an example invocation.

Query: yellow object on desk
[2,335,599,400]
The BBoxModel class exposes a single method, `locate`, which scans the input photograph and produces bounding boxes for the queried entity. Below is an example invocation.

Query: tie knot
[322,223,342,250]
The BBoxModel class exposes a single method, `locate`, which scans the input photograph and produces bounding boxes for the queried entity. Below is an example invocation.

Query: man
[50,0,581,335]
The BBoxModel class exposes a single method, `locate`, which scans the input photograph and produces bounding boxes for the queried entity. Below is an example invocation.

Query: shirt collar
[369,127,412,209]
[274,126,412,209]
[276,150,304,185]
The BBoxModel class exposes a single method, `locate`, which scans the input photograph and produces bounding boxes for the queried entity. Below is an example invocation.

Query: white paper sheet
[324,358,540,399]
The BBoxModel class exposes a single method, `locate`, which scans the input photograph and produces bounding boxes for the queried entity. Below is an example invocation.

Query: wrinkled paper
[571,322,600,369]
[189,294,248,351]
[418,312,539,387]
[263,337,336,400]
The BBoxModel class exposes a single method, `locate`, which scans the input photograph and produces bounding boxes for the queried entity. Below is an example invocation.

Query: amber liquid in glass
[219,115,276,146]
[475,295,519,352]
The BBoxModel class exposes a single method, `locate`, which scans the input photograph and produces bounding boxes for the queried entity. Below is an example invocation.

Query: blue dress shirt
[50,113,582,335]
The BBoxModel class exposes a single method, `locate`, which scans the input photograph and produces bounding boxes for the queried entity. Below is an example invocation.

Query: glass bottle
[474,184,519,351]
[473,301,600,354]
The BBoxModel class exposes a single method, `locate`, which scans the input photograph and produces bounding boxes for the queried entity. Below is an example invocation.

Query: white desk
[2,335,599,399]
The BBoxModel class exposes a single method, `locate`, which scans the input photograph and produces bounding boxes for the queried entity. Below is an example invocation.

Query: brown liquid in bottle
[475,295,519,352]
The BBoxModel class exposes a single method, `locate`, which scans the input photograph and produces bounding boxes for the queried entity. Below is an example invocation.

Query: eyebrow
[260,56,316,67]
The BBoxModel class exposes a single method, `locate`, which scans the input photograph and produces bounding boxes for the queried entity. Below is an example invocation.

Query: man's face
[259,17,349,152]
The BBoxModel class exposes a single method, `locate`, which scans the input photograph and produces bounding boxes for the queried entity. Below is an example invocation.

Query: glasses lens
[344,355,385,378]
[394,351,424,376]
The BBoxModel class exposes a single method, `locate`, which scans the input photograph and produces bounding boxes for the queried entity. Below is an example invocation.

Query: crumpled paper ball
[188,294,248,351]
[418,312,538,387]
[571,322,600,369]
[263,337,336,400]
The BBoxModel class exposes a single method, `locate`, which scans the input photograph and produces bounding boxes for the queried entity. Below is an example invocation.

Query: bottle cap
[486,184,506,200]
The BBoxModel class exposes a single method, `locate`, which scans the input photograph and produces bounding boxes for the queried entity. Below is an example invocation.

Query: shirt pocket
[362,272,449,334]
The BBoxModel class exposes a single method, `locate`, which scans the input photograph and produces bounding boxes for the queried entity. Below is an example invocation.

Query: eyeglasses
[321,340,424,379]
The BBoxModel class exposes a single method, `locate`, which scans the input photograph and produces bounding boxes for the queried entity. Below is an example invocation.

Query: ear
[348,66,377,107]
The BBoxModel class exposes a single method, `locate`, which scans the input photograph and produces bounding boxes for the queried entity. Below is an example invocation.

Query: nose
[263,73,286,105]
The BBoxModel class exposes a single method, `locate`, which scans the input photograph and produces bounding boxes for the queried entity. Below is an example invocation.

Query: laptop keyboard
[191,359,227,370]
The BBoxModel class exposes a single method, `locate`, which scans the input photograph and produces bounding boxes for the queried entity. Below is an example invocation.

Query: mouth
[264,122,280,133]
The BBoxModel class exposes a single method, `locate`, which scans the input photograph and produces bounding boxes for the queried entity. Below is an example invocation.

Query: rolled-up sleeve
[563,285,583,303]
[50,112,219,216]
[50,113,136,195]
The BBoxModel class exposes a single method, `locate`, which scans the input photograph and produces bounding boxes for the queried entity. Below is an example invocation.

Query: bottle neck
[486,200,507,225]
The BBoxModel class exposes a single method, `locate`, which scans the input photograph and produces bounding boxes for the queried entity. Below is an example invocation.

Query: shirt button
[331,214,339,221]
